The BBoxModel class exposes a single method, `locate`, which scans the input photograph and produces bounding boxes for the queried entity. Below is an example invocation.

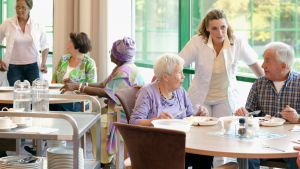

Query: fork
[261,139,285,152]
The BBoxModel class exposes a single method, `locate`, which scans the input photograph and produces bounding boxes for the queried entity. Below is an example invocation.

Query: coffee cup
[0,117,12,127]
[2,107,25,123]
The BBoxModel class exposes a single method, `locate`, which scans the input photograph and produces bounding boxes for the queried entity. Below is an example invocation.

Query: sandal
[24,146,36,156]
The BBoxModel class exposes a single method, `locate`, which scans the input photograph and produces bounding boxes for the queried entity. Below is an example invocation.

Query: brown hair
[197,9,234,45]
[16,0,33,9]
[70,32,92,54]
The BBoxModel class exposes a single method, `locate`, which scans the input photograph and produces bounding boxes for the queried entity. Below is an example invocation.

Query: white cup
[2,107,25,123]
[0,117,12,127]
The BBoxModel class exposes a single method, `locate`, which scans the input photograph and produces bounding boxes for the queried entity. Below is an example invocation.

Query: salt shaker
[246,118,254,138]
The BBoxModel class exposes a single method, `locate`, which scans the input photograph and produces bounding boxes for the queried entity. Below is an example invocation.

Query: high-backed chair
[113,122,186,169]
[115,87,139,122]
[113,87,140,169]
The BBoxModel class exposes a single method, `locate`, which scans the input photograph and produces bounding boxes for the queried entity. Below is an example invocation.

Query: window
[191,0,300,75]
[135,0,179,62]
[0,0,54,81]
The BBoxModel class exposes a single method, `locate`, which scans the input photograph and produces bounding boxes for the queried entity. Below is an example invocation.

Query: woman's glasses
[15,6,29,11]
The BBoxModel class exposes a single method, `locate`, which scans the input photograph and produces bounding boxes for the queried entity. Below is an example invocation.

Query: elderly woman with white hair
[130,53,214,169]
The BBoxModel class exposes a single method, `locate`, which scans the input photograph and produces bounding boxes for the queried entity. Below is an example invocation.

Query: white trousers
[203,98,231,167]
[203,98,232,118]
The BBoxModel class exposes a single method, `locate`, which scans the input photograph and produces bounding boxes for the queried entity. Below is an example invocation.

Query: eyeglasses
[15,6,29,11]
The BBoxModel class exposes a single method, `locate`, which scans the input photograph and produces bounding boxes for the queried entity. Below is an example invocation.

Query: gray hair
[265,42,294,70]
[153,53,185,81]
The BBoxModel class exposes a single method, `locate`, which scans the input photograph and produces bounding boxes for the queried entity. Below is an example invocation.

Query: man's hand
[40,63,48,73]
[0,61,8,72]
[157,112,174,119]
[196,106,209,116]
[234,107,249,116]
[281,105,300,124]
[60,83,79,94]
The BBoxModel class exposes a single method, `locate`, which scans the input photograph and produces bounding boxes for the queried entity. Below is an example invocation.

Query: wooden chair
[113,122,186,169]
[260,159,288,169]
[113,87,140,169]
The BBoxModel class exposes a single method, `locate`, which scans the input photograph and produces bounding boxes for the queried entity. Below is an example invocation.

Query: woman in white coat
[0,0,48,86]
[179,9,264,118]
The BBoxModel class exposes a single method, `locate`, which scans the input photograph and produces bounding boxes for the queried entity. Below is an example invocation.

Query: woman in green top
[51,31,97,111]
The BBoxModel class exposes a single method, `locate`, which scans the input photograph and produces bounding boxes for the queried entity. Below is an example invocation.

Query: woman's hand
[157,112,174,119]
[60,83,79,94]
[196,106,209,116]
[62,78,74,84]
[0,61,8,72]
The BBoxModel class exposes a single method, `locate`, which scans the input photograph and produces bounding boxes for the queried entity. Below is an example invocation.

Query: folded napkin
[16,126,58,134]
[290,125,300,132]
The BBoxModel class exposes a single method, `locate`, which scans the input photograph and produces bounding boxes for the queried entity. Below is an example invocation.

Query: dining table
[185,119,300,169]
[0,85,96,158]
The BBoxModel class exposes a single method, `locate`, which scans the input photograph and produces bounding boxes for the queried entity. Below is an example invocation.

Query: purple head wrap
[111,37,136,61]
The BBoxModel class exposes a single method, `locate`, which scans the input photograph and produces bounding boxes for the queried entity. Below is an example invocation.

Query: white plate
[255,117,285,126]
[151,119,192,132]
[184,116,219,126]
[0,124,17,130]
[47,146,83,155]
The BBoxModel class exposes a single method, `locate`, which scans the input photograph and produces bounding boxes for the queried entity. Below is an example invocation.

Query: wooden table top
[0,90,86,104]
[185,122,300,159]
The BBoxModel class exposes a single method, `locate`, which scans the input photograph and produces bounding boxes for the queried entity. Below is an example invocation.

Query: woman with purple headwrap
[61,37,145,166]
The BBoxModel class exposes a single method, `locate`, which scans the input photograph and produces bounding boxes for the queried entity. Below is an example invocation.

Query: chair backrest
[115,87,139,123]
[113,122,186,169]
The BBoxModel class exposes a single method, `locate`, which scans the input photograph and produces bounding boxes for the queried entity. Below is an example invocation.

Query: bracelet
[82,86,87,93]
[85,82,88,87]
[78,83,82,92]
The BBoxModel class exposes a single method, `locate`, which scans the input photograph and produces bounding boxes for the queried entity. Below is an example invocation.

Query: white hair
[153,53,185,81]
[265,42,294,70]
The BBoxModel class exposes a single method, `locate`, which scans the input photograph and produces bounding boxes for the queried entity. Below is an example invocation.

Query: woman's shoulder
[83,55,96,63]
[140,82,158,95]
[60,54,72,62]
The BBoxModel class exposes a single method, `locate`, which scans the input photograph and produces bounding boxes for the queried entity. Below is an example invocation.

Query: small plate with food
[255,116,285,126]
[184,116,219,126]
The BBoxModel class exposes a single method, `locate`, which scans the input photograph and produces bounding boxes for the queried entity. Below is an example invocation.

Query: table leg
[16,139,21,155]
[81,134,86,158]
[80,101,87,159]
[237,158,248,169]
[36,139,43,157]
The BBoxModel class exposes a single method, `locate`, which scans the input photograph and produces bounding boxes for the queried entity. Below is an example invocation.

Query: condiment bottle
[246,117,254,138]
[238,118,247,138]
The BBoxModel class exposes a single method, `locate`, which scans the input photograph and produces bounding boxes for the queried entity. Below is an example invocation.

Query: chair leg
[124,143,128,159]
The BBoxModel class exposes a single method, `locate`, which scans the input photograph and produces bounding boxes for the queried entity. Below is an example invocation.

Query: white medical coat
[0,16,48,86]
[179,35,258,113]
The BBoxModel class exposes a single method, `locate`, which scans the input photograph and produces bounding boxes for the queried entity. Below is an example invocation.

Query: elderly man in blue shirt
[235,41,300,169]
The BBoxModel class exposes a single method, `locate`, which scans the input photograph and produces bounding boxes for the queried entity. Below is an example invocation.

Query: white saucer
[14,120,30,127]
[0,124,17,130]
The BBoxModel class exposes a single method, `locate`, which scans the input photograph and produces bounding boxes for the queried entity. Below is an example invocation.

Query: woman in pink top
[0,0,49,86]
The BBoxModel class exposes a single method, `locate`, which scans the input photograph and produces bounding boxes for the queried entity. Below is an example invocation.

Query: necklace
[158,82,174,100]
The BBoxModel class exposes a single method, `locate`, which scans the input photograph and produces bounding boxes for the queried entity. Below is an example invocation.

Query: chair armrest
[213,162,238,169]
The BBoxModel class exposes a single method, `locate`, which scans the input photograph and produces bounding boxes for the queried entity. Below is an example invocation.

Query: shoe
[24,146,36,156]
[0,151,7,158]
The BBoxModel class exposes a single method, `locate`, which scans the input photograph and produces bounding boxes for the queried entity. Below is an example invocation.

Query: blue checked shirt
[246,71,300,118]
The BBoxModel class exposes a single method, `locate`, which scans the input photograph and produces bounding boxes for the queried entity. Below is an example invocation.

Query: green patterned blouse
[52,54,97,83]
